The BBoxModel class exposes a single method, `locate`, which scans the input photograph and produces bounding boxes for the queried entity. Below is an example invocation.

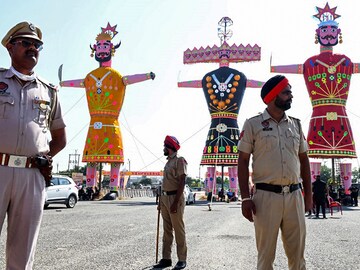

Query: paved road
[1,197,359,270]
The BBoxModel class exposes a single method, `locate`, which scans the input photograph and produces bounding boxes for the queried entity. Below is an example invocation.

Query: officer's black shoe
[172,261,187,270]
[153,259,172,268]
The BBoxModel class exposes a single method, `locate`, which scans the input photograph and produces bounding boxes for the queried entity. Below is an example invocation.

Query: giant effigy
[178,17,263,193]
[60,23,155,191]
[271,3,358,159]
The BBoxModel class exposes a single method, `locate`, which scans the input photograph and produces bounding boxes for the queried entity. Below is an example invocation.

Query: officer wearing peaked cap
[1,21,43,47]
[0,22,66,269]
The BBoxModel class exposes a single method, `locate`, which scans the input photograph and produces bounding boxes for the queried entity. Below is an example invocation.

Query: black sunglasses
[11,40,43,51]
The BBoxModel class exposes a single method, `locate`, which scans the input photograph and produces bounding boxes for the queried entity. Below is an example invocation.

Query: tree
[139,178,152,186]
[185,177,201,188]
[320,164,332,184]
[352,167,360,183]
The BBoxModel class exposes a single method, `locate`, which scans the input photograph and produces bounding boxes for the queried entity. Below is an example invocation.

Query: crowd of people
[306,176,359,219]
[78,186,100,201]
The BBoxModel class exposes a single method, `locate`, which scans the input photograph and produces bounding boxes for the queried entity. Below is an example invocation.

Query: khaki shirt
[162,152,187,191]
[238,109,308,185]
[0,68,65,156]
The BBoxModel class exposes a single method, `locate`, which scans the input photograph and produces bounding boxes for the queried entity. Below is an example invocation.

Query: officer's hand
[304,195,313,212]
[170,202,178,214]
[241,200,256,222]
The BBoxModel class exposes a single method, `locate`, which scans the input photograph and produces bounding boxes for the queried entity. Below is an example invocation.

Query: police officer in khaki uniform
[154,136,187,270]
[237,75,312,270]
[0,22,66,269]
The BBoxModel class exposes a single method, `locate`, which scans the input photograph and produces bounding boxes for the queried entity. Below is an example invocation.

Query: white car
[184,185,196,205]
[44,175,79,209]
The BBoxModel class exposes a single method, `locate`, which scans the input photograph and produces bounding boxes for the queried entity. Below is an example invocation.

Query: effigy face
[200,66,247,166]
[94,39,112,63]
[316,25,341,47]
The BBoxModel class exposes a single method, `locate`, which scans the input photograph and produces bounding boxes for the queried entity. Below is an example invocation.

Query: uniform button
[283,161,286,164]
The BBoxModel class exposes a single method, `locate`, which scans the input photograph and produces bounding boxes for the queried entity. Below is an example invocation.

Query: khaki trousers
[159,194,187,261]
[253,189,306,270]
[0,166,45,270]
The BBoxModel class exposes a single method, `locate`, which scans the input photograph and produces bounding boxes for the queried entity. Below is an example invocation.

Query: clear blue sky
[1,0,360,178]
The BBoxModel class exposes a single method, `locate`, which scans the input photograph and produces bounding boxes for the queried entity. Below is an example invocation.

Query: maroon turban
[164,135,180,151]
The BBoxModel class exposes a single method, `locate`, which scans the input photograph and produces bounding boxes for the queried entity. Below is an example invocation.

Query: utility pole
[98,163,102,191]
[128,158,131,185]
[68,150,80,172]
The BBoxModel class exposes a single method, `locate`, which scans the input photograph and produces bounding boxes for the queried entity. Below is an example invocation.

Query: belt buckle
[8,155,28,168]
[162,191,167,195]
[281,185,290,194]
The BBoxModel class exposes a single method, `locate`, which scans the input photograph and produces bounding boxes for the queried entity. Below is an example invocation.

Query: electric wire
[121,111,147,169]
[63,94,86,117]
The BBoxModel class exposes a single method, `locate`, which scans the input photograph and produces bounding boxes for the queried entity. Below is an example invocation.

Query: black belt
[256,183,300,194]
[162,190,177,196]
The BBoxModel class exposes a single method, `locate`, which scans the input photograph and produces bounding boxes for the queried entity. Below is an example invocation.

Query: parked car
[44,175,79,209]
[184,184,196,205]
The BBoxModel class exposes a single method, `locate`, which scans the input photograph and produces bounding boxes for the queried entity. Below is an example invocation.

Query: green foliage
[102,175,110,187]
[320,165,332,184]
[320,164,360,185]
[186,177,201,188]
[352,167,360,183]
[139,178,152,186]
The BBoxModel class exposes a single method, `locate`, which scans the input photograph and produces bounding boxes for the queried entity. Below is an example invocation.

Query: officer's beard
[275,96,292,111]
[163,148,169,156]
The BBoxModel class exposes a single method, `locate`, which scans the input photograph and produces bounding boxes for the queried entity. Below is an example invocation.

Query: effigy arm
[246,80,264,88]
[353,63,360,73]
[177,80,202,88]
[58,64,85,88]
[60,79,85,88]
[270,64,304,74]
[123,72,155,86]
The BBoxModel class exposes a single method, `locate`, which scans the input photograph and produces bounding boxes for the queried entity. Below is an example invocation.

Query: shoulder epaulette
[37,76,58,91]
[289,116,300,122]
[248,114,262,120]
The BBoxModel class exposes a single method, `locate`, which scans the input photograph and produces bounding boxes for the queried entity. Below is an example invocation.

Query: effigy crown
[183,41,261,64]
[96,22,118,41]
[314,2,341,27]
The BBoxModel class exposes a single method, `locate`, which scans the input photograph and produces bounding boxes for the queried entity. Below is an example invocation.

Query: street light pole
[128,159,131,184]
